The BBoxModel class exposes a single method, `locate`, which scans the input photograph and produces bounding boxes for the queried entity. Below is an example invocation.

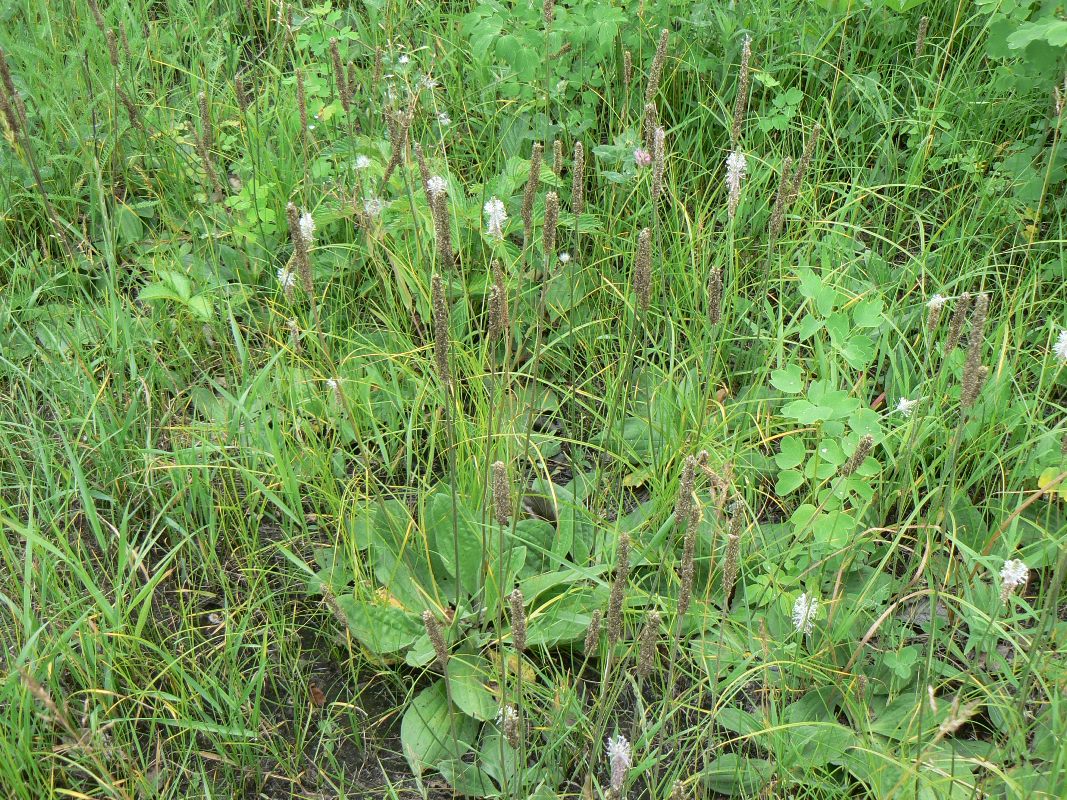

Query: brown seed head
[553,138,563,175]
[296,69,307,134]
[788,123,821,202]
[105,28,120,69]
[623,50,633,86]
[678,504,700,620]
[431,192,454,270]
[769,157,795,243]
[235,73,249,112]
[914,16,930,61]
[674,455,698,527]
[329,38,351,112]
[642,101,658,151]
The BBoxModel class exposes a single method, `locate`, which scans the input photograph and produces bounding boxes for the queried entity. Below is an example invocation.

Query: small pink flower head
[633,148,652,168]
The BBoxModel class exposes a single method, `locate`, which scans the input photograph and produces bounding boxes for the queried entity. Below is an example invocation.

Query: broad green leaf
[770,364,805,393]
[447,653,498,721]
[428,492,484,597]
[775,469,805,495]
[704,754,773,795]
[335,597,421,654]
[775,436,806,469]
[401,680,479,774]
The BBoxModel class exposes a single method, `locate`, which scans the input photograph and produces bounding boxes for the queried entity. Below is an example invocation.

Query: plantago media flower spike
[926,293,947,331]
[914,16,930,61]
[584,609,602,655]
[553,138,563,175]
[945,291,971,352]
[509,588,527,652]
[1000,558,1028,603]
[422,611,449,669]
[788,123,821,202]
[636,610,661,679]
[725,150,747,221]
[678,504,700,620]
[1053,329,1067,363]
[543,191,560,260]
[768,157,794,243]
[329,38,351,112]
[792,592,819,634]
[708,267,723,324]
[674,455,698,527]
[642,101,658,151]
[652,126,666,200]
[295,68,307,134]
[571,141,585,215]
[235,73,249,113]
[606,533,630,646]
[840,434,873,477]
[607,734,631,793]
[491,460,510,525]
[521,143,543,243]
[645,29,669,103]
[623,50,632,86]
[431,274,452,389]
[730,35,751,146]
[286,203,313,293]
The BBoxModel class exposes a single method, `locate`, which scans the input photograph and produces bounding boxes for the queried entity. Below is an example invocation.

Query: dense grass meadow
[2,0,1067,797]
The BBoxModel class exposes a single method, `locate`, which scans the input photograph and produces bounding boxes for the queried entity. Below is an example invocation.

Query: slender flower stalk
[488,262,510,345]
[295,69,307,134]
[329,38,351,112]
[634,228,652,312]
[677,505,699,621]
[623,50,632,86]
[642,101,657,151]
[235,73,249,113]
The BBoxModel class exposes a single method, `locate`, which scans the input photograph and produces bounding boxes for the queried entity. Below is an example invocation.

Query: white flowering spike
[326,378,339,391]
[363,197,384,219]
[484,197,507,239]
[419,74,437,90]
[437,111,452,126]
[725,150,747,220]
[276,267,297,292]
[1053,329,1067,363]
[1000,558,1029,602]
[558,252,571,264]
[298,212,315,244]
[397,54,410,65]
[926,294,947,310]
[792,592,819,635]
[354,155,372,170]
[896,397,919,418]
[606,734,631,793]
[426,175,448,198]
